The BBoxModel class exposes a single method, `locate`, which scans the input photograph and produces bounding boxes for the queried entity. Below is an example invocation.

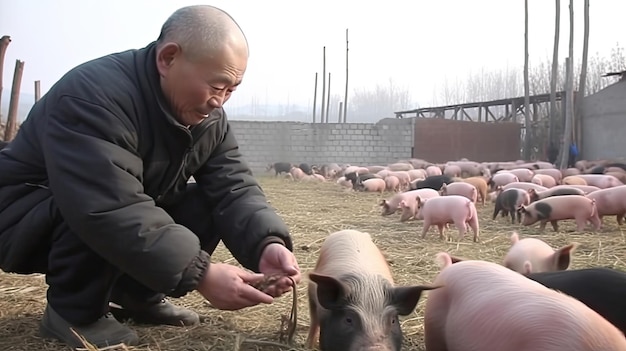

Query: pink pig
[519,195,601,232]
[489,172,519,190]
[358,178,386,193]
[380,189,439,217]
[586,184,626,227]
[439,182,478,203]
[414,195,480,242]
[384,175,400,192]
[502,232,579,275]
[396,189,441,222]
[576,174,623,189]
[424,252,626,351]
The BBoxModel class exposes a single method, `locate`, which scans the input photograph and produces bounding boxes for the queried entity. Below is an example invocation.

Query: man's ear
[156,42,182,77]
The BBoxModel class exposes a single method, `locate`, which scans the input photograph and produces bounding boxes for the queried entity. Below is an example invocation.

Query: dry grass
[1,176,626,350]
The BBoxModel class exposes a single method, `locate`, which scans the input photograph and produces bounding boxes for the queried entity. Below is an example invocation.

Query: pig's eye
[345,317,353,325]
[391,317,397,324]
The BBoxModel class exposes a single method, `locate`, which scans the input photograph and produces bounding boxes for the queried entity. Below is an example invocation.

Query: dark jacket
[0,42,292,297]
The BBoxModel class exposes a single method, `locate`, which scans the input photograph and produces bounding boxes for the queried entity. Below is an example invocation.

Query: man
[0,5,301,348]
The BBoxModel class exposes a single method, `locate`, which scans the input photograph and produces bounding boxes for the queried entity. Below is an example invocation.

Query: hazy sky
[1,0,625,113]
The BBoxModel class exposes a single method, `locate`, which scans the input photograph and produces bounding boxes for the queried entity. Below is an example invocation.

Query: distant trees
[348,78,413,122]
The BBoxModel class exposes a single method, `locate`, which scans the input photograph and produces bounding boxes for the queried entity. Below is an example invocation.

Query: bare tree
[549,0,561,144]
[574,0,590,156]
[349,78,413,122]
[523,0,531,159]
[559,0,575,169]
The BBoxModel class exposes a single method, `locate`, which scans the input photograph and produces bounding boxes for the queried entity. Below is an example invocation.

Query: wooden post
[343,28,349,123]
[5,59,25,141]
[0,35,12,125]
[312,73,318,123]
[325,72,331,122]
[35,80,41,102]
[321,46,326,124]
[338,101,343,122]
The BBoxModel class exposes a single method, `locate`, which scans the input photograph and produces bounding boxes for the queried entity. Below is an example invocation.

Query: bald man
[0,5,300,348]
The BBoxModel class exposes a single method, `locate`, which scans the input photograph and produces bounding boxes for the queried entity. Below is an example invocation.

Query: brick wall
[229,118,414,173]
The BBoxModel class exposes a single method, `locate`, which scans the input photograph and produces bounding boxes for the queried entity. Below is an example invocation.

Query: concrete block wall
[229,117,414,174]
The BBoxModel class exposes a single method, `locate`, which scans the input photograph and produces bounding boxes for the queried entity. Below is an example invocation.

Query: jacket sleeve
[42,95,209,297]
[194,117,293,272]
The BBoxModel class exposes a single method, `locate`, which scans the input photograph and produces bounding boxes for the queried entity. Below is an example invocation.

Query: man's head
[155,5,248,126]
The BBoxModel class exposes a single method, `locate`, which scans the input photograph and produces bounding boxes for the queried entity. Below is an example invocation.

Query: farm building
[581,71,626,160]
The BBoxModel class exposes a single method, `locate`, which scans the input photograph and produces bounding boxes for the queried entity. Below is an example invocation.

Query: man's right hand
[196,263,274,310]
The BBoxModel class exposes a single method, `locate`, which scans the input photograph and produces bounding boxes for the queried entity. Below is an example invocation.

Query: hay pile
[1,176,625,350]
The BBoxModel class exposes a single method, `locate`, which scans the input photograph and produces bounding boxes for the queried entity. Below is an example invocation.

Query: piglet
[585,184,626,227]
[527,186,585,203]
[356,178,386,193]
[415,195,480,242]
[502,232,578,275]
[395,189,440,222]
[306,229,439,351]
[493,188,530,224]
[423,252,626,351]
[519,195,601,232]
[439,182,478,203]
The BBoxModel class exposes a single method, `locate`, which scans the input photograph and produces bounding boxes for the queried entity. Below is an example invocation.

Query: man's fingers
[241,272,266,285]
[240,283,274,304]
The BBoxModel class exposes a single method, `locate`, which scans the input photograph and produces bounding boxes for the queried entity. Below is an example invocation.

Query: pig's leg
[454,220,467,241]
[436,224,445,240]
[575,216,587,232]
[616,214,623,226]
[306,290,320,348]
[588,213,601,232]
[422,220,432,239]
[550,220,559,232]
[538,220,548,231]
[469,217,480,242]
[510,209,517,224]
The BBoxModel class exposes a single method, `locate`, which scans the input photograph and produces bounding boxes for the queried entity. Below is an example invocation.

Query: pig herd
[306,229,626,351]
[277,158,626,350]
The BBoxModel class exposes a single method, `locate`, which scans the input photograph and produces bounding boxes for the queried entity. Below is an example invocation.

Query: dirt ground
[1,176,625,350]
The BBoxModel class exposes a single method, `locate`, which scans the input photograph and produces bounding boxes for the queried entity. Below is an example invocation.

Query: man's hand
[196,263,274,310]
[258,243,301,297]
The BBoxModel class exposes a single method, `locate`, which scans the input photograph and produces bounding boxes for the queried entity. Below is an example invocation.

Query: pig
[488,172,519,190]
[531,174,557,188]
[526,268,626,335]
[356,178,386,193]
[585,185,626,227]
[439,182,477,203]
[443,164,462,178]
[461,177,488,206]
[387,171,411,190]
[344,172,379,189]
[407,168,427,181]
[387,162,413,171]
[606,170,626,184]
[504,168,535,182]
[306,229,439,351]
[551,184,600,194]
[409,175,452,191]
[367,165,387,174]
[533,168,562,183]
[299,163,313,175]
[527,186,585,203]
[267,162,292,176]
[576,174,623,189]
[384,175,400,192]
[426,165,443,177]
[519,195,601,232]
[336,176,353,189]
[562,167,581,177]
[396,189,441,221]
[290,166,307,181]
[562,175,587,185]
[493,188,530,224]
[414,195,480,242]
[502,232,578,275]
[380,189,437,216]
[502,181,548,192]
[424,252,626,351]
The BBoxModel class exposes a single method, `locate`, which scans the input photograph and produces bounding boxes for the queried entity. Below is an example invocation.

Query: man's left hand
[258,243,301,297]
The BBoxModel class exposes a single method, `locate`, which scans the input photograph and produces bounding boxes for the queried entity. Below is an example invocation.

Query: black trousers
[45,183,219,325]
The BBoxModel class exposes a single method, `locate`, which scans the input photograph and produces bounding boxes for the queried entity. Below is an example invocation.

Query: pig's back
[431,261,626,351]
[314,230,393,283]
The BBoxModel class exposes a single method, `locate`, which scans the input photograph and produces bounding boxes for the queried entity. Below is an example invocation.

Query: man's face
[157,43,247,126]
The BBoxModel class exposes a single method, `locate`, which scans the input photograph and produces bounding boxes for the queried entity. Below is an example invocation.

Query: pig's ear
[553,243,579,271]
[527,189,536,195]
[518,205,527,213]
[390,285,441,316]
[379,199,387,207]
[309,273,349,310]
